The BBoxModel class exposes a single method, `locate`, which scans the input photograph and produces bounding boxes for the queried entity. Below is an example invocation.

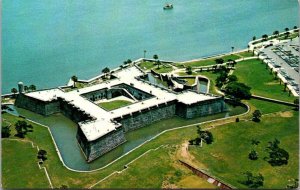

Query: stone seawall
[176,97,226,119]
[115,101,177,132]
[15,94,60,116]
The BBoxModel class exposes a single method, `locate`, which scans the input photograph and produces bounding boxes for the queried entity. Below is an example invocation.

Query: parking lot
[259,37,299,96]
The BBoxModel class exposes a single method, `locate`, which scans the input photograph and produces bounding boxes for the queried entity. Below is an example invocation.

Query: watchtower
[18,81,24,94]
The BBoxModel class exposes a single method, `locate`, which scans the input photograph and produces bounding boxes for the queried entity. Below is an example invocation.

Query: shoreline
[1,49,249,96]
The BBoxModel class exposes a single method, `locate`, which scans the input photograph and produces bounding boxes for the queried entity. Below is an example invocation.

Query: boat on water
[163,3,173,10]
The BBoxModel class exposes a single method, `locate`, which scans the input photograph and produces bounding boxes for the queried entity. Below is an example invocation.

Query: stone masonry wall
[183,98,226,119]
[86,126,126,162]
[15,94,60,116]
[116,101,176,132]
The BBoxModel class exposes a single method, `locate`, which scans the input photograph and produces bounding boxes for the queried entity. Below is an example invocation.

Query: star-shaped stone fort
[15,65,226,162]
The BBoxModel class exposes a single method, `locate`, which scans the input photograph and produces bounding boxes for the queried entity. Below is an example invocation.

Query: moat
[7,103,247,171]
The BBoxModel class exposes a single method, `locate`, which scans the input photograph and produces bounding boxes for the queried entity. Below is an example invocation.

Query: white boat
[163,4,173,10]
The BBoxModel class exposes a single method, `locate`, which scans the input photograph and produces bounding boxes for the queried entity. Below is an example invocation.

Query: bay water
[2,0,298,93]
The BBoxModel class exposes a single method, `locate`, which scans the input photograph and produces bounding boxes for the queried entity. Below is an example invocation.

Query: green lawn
[234,59,295,102]
[94,146,216,189]
[153,65,173,73]
[184,54,240,68]
[139,61,156,70]
[181,77,196,85]
[189,110,299,188]
[98,100,132,111]
[2,139,50,188]
[236,51,255,58]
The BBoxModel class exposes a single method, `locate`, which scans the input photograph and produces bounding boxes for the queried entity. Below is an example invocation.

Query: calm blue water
[2,0,298,93]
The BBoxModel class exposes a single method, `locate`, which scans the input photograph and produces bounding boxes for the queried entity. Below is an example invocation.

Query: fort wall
[176,97,226,119]
[15,94,60,116]
[85,127,126,162]
[114,100,177,132]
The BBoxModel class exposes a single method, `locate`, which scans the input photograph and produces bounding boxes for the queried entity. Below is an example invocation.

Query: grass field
[139,61,156,70]
[153,65,173,73]
[236,51,254,58]
[189,110,299,188]
[2,139,50,188]
[234,59,295,102]
[98,100,132,111]
[184,54,240,68]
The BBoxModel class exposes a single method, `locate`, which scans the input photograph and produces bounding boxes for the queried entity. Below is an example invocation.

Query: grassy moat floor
[2,50,299,189]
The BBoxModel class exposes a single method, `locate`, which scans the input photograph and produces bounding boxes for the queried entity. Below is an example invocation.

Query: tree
[1,126,11,138]
[231,46,234,53]
[262,34,268,41]
[15,120,33,138]
[294,98,299,105]
[224,82,251,99]
[293,26,298,29]
[285,27,289,32]
[265,139,289,166]
[29,84,36,92]
[11,88,18,96]
[252,110,262,122]
[102,67,110,78]
[283,82,287,91]
[249,150,258,160]
[215,58,224,65]
[186,66,192,75]
[127,59,132,64]
[227,75,238,83]
[153,54,160,68]
[252,36,256,41]
[196,126,214,145]
[37,149,47,161]
[215,72,228,87]
[24,85,29,92]
[273,30,279,37]
[241,172,264,188]
[273,71,278,80]
[71,75,78,88]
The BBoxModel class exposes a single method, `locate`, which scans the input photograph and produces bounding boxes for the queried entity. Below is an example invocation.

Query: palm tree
[262,34,268,41]
[102,67,110,78]
[273,30,279,37]
[11,88,18,96]
[29,85,36,92]
[37,149,47,161]
[71,75,78,88]
[215,58,224,65]
[285,27,289,32]
[156,60,161,69]
[24,86,29,92]
[274,71,278,80]
[284,82,287,91]
[252,36,256,41]
[153,54,159,68]
[231,46,234,53]
[143,50,147,58]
